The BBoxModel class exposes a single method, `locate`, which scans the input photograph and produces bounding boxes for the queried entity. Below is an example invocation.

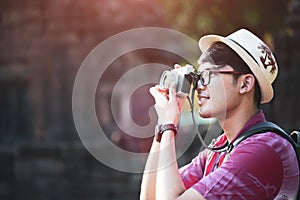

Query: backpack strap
[229,122,297,153]
[291,131,300,145]
[228,121,300,199]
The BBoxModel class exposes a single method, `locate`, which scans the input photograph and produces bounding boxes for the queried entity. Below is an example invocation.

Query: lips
[197,93,210,106]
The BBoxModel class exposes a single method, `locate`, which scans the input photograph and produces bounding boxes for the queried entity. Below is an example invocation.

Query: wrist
[155,124,177,143]
[157,118,178,126]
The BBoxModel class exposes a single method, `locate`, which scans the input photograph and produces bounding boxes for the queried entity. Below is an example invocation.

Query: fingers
[149,86,168,104]
[149,82,187,125]
[154,104,164,124]
[174,64,181,69]
[150,82,187,107]
[168,82,177,103]
[150,83,187,102]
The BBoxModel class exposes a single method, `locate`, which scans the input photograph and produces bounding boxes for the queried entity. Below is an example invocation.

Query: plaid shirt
[180,111,299,200]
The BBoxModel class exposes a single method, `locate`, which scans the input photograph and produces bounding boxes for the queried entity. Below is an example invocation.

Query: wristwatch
[155,124,177,142]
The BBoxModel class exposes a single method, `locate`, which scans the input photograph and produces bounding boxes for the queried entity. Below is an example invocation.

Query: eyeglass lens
[199,71,210,86]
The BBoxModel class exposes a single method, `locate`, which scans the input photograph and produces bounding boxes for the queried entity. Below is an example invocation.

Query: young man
[140,29,299,199]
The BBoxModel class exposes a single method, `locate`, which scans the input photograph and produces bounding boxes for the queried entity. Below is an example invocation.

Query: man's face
[196,62,241,120]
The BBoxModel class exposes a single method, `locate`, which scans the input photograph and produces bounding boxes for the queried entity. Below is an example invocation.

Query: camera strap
[187,87,226,152]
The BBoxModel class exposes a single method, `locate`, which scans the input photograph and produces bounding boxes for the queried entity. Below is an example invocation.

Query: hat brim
[199,35,273,104]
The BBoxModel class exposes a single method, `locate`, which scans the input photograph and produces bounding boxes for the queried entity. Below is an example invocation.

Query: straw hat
[199,29,278,104]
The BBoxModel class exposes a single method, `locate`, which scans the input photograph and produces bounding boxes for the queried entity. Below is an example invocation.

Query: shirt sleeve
[179,149,207,189]
[188,134,284,200]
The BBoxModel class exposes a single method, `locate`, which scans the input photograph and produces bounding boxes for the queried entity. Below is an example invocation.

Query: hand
[149,82,187,125]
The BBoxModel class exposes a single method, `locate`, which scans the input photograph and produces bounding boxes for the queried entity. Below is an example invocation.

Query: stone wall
[0,0,166,199]
[0,0,166,142]
[0,143,142,200]
[265,0,300,131]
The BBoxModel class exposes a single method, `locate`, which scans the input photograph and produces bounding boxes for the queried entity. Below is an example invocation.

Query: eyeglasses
[196,70,243,87]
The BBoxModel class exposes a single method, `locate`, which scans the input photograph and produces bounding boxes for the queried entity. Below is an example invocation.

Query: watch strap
[155,124,177,142]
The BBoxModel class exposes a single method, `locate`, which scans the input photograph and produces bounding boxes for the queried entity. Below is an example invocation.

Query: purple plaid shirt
[180,111,299,199]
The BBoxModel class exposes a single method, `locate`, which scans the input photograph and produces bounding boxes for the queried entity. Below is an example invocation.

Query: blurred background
[1,0,300,199]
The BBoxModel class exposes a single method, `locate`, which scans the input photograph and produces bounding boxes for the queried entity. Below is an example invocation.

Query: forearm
[145,83,205,199]
[156,130,186,199]
[140,138,160,200]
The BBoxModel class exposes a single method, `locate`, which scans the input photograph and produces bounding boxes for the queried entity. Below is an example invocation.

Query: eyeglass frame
[195,66,243,87]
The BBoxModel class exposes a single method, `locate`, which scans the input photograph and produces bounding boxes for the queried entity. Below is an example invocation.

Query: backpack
[228,122,300,200]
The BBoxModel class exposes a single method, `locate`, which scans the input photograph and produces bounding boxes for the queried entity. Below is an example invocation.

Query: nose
[196,79,206,92]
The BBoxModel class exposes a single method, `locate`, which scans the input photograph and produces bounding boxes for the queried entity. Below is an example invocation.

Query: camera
[159,64,196,94]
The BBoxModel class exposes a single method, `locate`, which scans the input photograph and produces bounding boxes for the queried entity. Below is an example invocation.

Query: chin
[198,109,212,119]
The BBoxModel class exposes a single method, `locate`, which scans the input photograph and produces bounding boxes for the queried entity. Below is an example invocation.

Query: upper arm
[179,150,207,189]
[177,187,206,200]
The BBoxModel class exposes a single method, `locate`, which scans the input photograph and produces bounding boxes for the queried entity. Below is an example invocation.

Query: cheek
[210,91,227,113]
[210,77,227,101]
[209,77,236,110]
[207,80,227,110]
[222,83,241,111]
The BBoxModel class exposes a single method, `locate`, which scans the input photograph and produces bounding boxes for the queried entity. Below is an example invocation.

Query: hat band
[228,38,260,67]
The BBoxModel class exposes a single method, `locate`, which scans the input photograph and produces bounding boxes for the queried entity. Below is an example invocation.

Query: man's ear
[240,74,255,94]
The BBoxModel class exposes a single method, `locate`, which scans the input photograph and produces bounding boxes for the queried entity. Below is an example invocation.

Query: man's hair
[200,42,261,107]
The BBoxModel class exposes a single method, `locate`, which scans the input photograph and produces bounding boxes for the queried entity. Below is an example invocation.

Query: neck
[218,104,259,142]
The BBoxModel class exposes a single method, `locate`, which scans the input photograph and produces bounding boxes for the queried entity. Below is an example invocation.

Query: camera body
[159,64,195,94]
